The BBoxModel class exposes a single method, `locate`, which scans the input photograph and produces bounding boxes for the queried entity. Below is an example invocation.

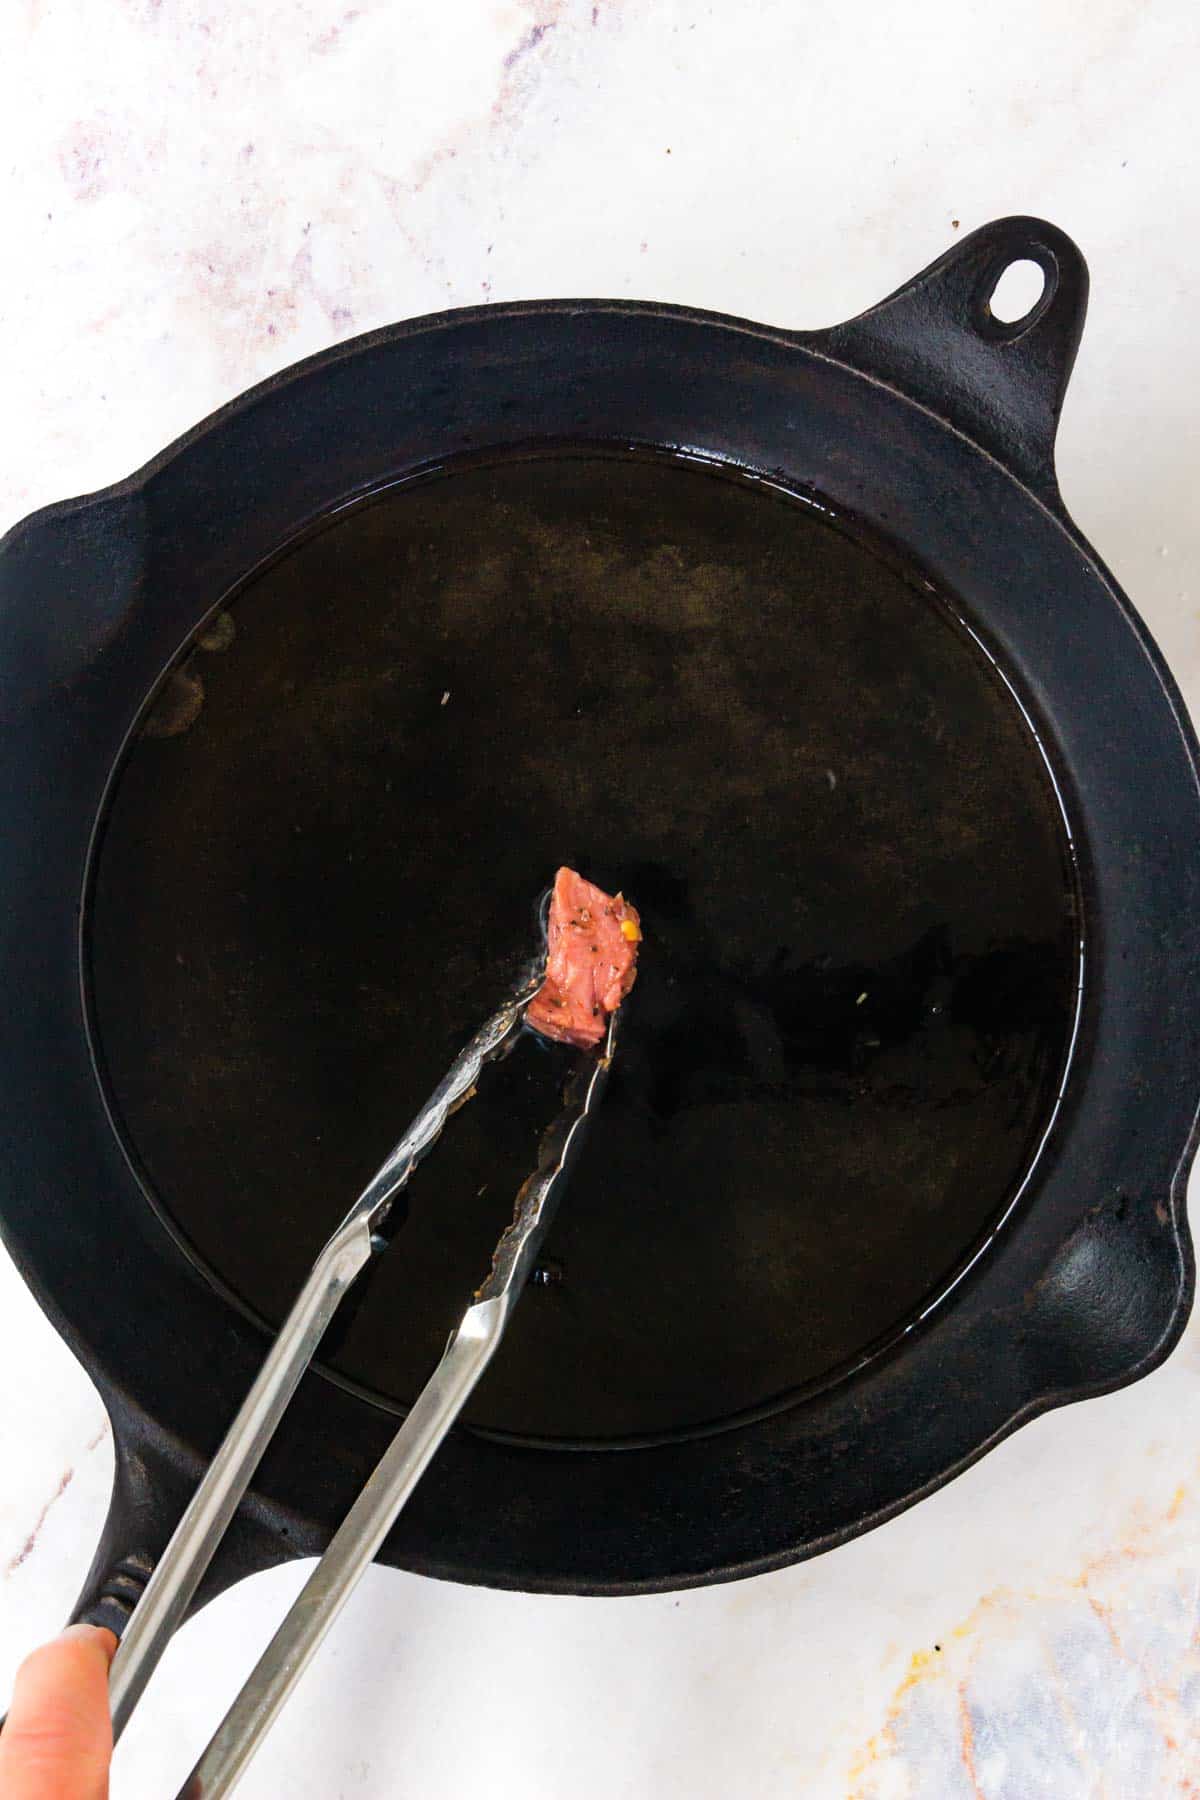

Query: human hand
[0,1625,117,1799]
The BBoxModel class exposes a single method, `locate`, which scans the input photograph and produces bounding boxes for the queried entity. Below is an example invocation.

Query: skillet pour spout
[0,217,1197,1630]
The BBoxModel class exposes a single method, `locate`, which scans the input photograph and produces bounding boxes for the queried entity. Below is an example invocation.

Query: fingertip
[58,1624,119,1665]
[1,1625,116,1797]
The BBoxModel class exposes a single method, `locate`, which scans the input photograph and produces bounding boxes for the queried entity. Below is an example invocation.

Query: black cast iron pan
[1,216,1199,1637]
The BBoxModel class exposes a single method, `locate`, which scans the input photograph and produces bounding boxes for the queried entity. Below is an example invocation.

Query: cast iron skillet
[1,217,1199,1635]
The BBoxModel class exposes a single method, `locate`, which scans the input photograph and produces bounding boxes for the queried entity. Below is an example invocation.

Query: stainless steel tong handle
[107,985,534,1741]
[177,1019,615,1799]
[107,1214,372,1742]
[177,1297,505,1800]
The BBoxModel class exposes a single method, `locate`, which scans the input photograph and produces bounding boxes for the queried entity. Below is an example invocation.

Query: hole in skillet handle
[812,216,1090,502]
[972,244,1058,342]
[986,258,1048,328]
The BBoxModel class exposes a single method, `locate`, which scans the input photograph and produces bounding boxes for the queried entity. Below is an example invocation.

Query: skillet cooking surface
[88,447,1078,1445]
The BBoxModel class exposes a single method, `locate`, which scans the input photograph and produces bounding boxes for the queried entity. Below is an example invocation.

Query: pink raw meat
[526,867,641,1050]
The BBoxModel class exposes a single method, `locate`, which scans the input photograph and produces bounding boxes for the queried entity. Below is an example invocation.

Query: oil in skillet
[88,445,1079,1445]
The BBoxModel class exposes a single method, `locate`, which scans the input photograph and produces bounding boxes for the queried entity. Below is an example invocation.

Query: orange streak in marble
[845,1474,1199,1797]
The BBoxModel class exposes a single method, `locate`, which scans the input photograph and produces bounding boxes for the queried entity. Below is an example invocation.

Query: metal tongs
[105,954,618,1798]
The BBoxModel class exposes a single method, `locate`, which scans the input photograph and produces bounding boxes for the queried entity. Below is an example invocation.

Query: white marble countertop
[3,3,1200,1795]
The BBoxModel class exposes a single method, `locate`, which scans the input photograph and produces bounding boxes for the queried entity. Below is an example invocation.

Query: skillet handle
[69,1393,296,1642]
[808,214,1089,504]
